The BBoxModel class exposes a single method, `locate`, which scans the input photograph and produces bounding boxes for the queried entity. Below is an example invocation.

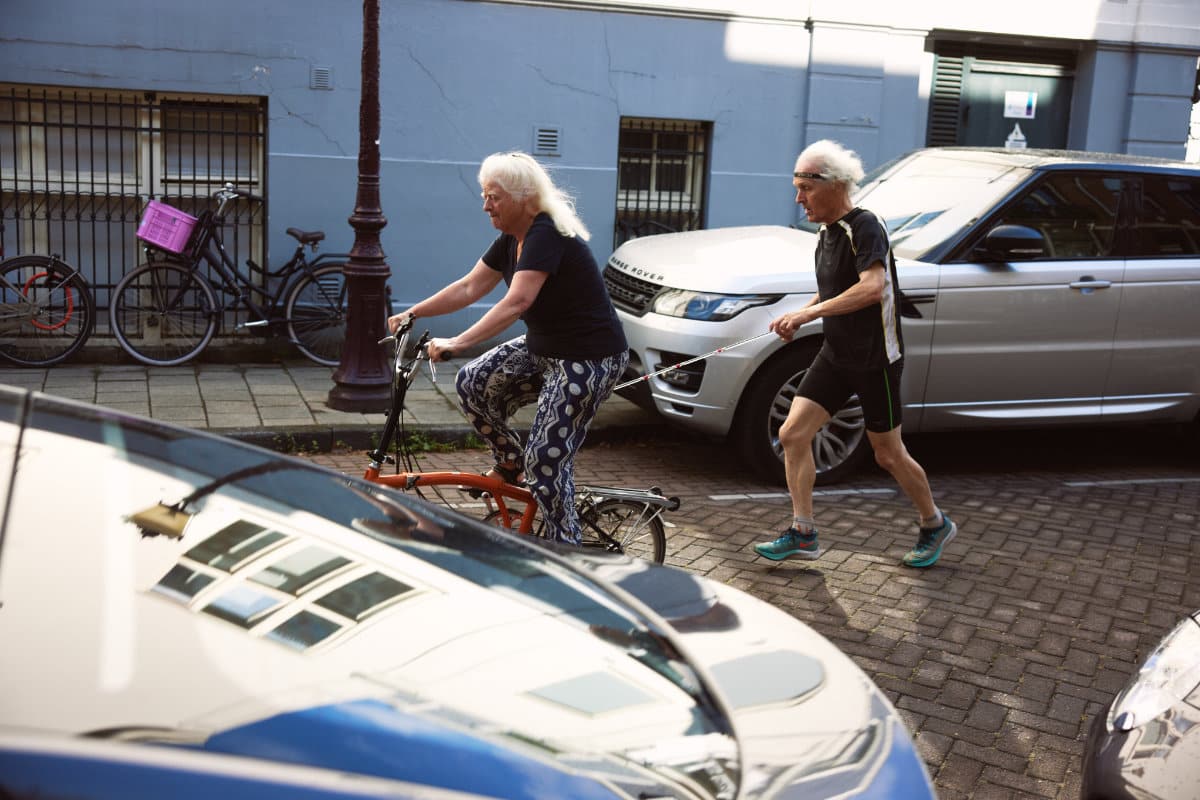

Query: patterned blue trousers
[455,336,629,545]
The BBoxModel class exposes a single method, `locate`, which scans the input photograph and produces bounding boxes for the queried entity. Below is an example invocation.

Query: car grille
[604,264,662,316]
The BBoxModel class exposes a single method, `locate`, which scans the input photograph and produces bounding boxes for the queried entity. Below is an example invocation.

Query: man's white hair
[795,139,866,193]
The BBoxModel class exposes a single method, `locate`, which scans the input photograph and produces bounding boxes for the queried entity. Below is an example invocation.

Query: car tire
[733,340,872,486]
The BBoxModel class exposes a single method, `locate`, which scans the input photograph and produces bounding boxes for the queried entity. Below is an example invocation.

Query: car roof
[916,146,1199,173]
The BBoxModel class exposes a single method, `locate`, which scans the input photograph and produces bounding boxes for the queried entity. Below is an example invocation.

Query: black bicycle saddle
[286,228,326,244]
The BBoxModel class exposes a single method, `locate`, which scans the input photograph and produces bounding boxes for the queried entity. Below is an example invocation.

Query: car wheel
[734,342,871,485]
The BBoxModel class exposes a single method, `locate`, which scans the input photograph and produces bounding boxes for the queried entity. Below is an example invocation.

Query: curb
[219,418,675,456]
[217,424,474,455]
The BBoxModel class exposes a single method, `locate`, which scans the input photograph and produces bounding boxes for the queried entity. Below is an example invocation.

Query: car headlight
[651,290,781,321]
[1107,614,1200,732]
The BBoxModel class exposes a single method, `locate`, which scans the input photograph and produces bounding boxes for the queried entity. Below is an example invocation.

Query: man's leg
[752,396,830,561]
[868,426,957,567]
[866,427,936,519]
[781,397,831,521]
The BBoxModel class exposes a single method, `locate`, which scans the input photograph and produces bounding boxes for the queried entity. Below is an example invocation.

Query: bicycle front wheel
[286,264,346,366]
[579,498,667,563]
[110,261,218,366]
[0,255,95,367]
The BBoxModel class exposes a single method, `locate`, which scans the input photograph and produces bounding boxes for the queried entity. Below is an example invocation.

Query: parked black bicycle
[0,250,95,367]
[110,184,352,367]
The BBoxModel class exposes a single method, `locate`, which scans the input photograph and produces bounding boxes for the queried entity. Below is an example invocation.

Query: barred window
[162,100,261,187]
[0,84,264,309]
[614,117,709,248]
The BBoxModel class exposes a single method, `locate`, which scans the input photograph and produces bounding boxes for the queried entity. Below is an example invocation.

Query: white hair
[478,151,591,241]
[795,140,866,193]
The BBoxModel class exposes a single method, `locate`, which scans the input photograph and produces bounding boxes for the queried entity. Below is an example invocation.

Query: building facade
[3,0,1198,344]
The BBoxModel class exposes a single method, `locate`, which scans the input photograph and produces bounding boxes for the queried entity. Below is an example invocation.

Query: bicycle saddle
[287,227,325,245]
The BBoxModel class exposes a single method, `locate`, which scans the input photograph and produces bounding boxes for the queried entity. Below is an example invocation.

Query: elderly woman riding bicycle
[387,151,628,546]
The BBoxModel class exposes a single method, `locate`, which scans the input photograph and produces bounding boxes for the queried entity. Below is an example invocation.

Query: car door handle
[1069,277,1112,292]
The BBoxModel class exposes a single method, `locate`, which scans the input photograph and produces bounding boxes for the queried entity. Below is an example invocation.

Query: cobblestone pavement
[305,423,1200,800]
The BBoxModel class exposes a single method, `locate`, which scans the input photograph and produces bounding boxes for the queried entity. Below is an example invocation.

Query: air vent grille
[533,126,561,157]
[310,67,333,91]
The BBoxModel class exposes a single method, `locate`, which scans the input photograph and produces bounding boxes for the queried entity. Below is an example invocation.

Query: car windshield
[799,149,1031,259]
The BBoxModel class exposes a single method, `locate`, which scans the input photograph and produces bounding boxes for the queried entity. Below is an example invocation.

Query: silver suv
[605,147,1200,484]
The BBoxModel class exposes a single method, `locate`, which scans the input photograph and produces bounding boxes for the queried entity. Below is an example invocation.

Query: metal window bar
[0,83,265,339]
[614,117,710,249]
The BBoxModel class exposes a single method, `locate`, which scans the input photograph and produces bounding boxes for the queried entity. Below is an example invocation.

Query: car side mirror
[975,224,1046,261]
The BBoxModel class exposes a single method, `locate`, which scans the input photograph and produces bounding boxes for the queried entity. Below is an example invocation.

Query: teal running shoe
[902,514,957,568]
[753,527,822,561]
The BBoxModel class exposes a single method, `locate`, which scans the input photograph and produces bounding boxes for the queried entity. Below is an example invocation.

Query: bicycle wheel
[0,255,95,367]
[110,261,218,366]
[579,498,667,564]
[285,264,346,366]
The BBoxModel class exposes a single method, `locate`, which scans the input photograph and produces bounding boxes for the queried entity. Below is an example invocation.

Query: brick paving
[306,424,1200,800]
[9,358,1197,798]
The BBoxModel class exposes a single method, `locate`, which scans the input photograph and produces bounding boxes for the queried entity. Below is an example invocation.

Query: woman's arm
[428,269,547,359]
[388,259,503,332]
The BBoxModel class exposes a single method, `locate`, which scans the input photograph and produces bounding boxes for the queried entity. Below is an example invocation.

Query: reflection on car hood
[610,225,818,294]
[580,555,935,799]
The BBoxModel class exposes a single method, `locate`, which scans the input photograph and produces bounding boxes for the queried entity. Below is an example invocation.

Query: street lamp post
[328,0,391,411]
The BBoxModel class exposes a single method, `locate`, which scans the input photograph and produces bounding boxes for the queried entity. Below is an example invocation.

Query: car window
[1133,174,1200,256]
[987,173,1122,259]
[849,149,1027,259]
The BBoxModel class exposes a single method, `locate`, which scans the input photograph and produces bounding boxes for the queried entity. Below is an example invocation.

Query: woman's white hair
[478,151,591,241]
[795,139,866,193]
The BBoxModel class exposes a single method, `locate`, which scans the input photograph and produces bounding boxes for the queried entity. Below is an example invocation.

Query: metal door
[927,45,1074,150]
[960,60,1073,150]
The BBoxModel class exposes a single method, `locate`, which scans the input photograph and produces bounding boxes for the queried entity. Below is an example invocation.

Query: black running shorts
[797,352,903,433]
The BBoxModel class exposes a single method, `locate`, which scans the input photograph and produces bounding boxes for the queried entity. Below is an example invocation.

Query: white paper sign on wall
[1004,91,1038,119]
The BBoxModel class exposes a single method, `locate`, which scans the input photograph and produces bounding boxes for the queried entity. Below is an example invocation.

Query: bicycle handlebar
[215,182,264,204]
[379,320,453,363]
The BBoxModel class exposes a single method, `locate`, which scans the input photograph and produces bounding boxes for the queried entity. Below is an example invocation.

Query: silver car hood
[610,225,820,295]
[0,390,932,799]
[579,555,931,799]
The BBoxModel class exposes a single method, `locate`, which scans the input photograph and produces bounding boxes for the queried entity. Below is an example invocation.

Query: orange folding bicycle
[362,319,677,563]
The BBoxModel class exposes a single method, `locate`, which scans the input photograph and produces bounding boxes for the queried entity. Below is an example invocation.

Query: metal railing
[614,117,710,249]
[0,83,266,336]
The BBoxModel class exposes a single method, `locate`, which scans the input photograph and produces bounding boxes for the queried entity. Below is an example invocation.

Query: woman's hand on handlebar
[387,311,414,334]
[426,337,456,362]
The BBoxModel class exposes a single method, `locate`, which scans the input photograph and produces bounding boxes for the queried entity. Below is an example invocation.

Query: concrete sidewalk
[0,359,661,451]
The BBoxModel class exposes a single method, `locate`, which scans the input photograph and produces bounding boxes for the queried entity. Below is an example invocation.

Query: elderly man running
[752,140,957,568]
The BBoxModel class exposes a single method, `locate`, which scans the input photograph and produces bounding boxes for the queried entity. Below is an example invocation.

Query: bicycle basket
[137,200,198,254]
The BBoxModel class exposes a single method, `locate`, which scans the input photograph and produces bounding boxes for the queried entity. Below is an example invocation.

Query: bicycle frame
[364,465,542,531]
[363,320,679,541]
[149,188,349,332]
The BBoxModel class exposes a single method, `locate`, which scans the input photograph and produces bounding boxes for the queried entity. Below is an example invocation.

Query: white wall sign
[1004,90,1038,119]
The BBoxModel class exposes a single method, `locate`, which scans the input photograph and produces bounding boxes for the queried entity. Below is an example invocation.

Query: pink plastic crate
[137,200,198,253]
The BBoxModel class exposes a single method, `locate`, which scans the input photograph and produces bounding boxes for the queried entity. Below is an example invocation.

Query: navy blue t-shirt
[482,213,627,359]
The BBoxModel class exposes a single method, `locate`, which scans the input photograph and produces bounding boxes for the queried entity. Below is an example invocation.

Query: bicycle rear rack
[577,485,681,512]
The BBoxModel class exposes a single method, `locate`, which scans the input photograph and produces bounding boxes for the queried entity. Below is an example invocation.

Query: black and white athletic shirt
[813,207,904,370]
